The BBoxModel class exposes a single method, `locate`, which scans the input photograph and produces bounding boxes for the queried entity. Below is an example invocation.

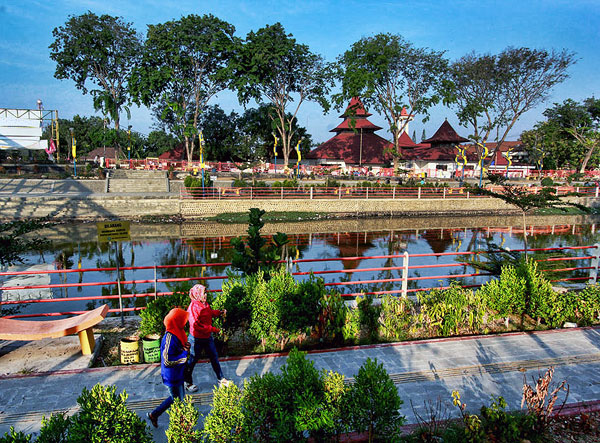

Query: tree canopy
[336,33,448,170]
[521,98,600,172]
[129,14,238,163]
[230,23,332,166]
[49,12,142,132]
[445,47,576,165]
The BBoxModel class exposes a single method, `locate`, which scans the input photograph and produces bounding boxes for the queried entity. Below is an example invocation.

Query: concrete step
[107,178,167,193]
[110,169,167,179]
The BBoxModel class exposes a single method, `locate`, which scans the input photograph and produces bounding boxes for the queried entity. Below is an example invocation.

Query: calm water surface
[3,215,600,318]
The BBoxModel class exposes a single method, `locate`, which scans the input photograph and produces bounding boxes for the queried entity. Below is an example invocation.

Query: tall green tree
[542,98,600,173]
[445,47,576,169]
[237,104,312,164]
[231,23,332,166]
[129,14,238,163]
[49,12,142,136]
[336,33,448,172]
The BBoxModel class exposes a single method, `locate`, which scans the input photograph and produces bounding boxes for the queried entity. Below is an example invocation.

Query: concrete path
[1,327,600,442]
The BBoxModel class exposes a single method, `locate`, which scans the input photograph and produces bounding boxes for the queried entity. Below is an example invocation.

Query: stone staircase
[106,169,169,193]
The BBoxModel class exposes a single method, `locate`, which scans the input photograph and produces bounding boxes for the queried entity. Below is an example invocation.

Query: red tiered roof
[422,120,469,144]
[308,97,393,164]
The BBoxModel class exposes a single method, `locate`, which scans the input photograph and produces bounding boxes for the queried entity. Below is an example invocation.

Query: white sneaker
[218,378,231,387]
[185,382,198,392]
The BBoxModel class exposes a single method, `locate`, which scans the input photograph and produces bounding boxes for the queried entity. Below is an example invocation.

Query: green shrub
[317,291,347,345]
[540,177,554,187]
[380,295,413,341]
[357,294,381,342]
[478,264,527,317]
[320,370,350,440]
[248,270,279,351]
[521,259,557,325]
[0,427,32,443]
[37,412,71,443]
[214,274,251,333]
[272,179,298,188]
[68,384,152,443]
[201,383,244,443]
[418,284,486,336]
[230,208,288,277]
[278,274,324,338]
[166,396,201,443]
[572,284,600,324]
[138,289,190,337]
[240,372,285,441]
[232,178,249,188]
[184,174,213,198]
[346,358,404,442]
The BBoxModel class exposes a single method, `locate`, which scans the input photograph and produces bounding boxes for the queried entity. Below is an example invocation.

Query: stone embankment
[0,177,598,221]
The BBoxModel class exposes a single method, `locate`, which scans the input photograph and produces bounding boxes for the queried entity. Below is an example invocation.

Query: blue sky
[1,0,599,145]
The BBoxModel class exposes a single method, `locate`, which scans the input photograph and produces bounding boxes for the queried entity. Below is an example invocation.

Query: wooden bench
[0,304,109,355]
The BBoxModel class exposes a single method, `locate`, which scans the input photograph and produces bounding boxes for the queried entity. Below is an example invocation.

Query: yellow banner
[96,221,131,242]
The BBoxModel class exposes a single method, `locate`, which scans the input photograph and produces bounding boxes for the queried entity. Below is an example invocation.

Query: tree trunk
[579,141,598,174]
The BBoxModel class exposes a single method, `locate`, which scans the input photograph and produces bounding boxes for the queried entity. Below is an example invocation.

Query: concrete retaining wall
[0,190,597,221]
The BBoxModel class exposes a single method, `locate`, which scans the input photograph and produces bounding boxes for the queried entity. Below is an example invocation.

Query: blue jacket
[160,332,188,387]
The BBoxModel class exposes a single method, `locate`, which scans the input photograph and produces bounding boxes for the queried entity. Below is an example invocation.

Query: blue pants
[184,335,224,383]
[151,383,184,418]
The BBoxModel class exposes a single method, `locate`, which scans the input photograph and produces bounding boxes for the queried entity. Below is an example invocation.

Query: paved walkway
[1,327,600,442]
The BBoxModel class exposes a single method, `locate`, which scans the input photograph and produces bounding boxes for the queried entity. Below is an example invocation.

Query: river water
[2,214,600,318]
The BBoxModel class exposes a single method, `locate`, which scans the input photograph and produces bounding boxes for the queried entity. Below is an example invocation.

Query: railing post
[402,251,409,298]
[443,187,446,199]
[393,186,396,199]
[115,246,123,326]
[418,187,421,199]
[281,187,284,199]
[154,265,158,300]
[590,243,600,284]
[366,187,369,199]
[338,186,341,199]
[250,187,253,200]
[467,191,470,199]
[596,186,599,198]
[310,187,313,199]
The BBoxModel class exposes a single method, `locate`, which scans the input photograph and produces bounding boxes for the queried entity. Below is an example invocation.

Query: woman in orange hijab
[147,308,190,428]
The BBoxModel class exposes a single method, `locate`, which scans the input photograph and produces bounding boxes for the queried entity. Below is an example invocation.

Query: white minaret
[397,107,414,135]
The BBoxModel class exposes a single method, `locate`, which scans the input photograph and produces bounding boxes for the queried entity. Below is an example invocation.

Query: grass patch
[208,211,325,224]
[535,206,600,215]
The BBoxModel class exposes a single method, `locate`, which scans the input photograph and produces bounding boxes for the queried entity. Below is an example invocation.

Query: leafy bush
[183,174,213,198]
[68,384,152,443]
[478,264,527,317]
[571,284,600,324]
[347,358,404,442]
[214,274,252,332]
[357,294,381,342]
[247,270,279,351]
[418,284,486,336]
[320,370,350,440]
[316,291,347,345]
[37,412,71,443]
[201,383,244,443]
[523,259,558,325]
[166,396,201,443]
[272,179,298,188]
[230,208,288,277]
[540,177,554,187]
[0,428,32,443]
[240,372,285,441]
[278,274,324,337]
[138,289,190,337]
[380,295,413,341]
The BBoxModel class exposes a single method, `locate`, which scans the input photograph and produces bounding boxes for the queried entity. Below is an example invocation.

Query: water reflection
[3,215,600,318]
